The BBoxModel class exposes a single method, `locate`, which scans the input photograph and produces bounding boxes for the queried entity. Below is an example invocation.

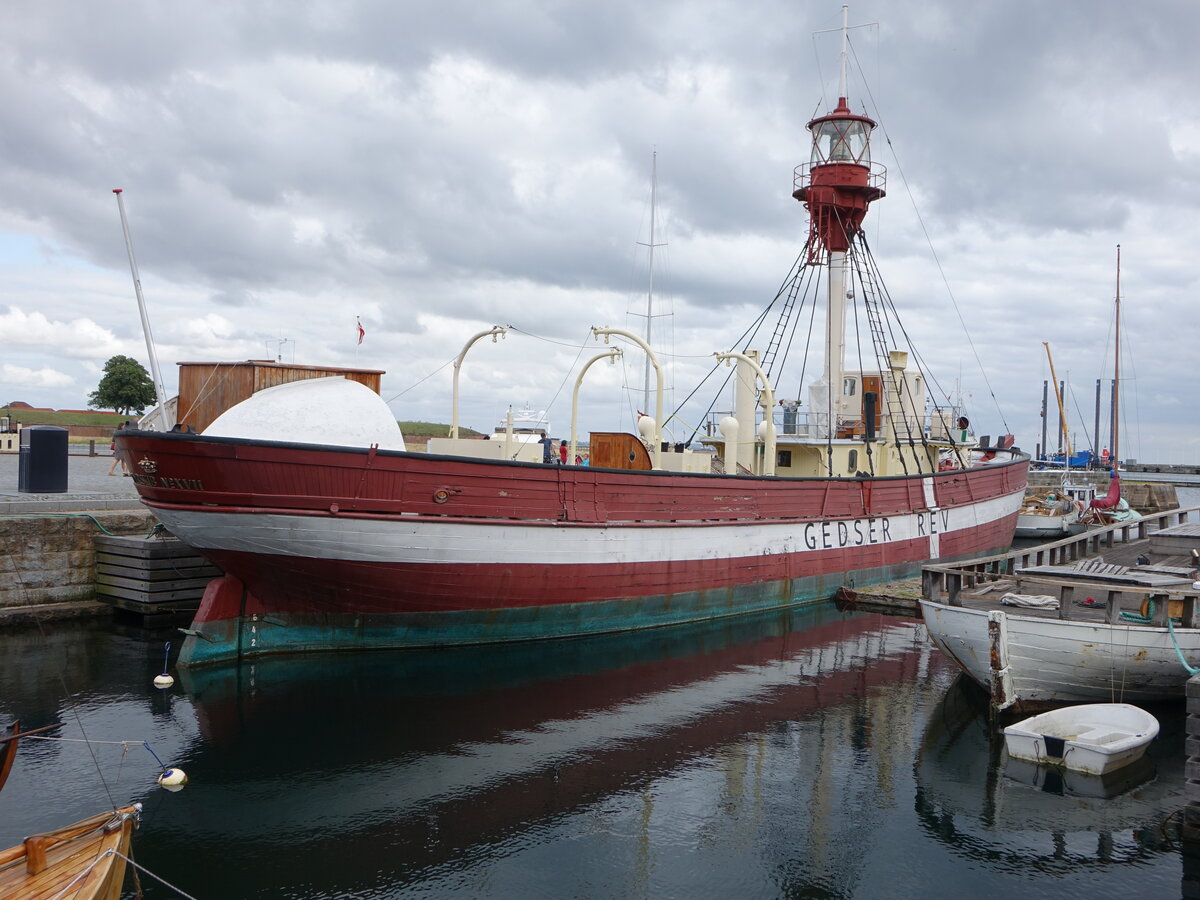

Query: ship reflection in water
[0,604,1187,898]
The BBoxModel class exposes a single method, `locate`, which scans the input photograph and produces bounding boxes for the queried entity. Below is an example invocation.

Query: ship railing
[703,407,952,441]
[792,160,887,194]
[921,505,1200,626]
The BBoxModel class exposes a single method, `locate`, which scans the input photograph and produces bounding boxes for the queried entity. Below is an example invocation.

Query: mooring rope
[1168,614,1200,676]
[49,847,200,900]
[21,736,171,776]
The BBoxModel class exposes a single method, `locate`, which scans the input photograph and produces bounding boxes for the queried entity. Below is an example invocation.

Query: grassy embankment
[5,409,126,443]
[7,409,126,426]
[397,421,483,438]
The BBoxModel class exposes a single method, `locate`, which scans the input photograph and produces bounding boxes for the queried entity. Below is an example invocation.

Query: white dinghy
[1003,703,1159,775]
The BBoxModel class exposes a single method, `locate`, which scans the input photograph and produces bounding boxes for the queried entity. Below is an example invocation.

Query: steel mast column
[792,10,885,437]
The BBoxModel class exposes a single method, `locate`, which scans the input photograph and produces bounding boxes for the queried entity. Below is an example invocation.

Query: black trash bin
[18,425,68,493]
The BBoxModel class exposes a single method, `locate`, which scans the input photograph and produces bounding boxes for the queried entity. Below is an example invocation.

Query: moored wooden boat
[1003,703,1159,774]
[920,510,1200,713]
[0,722,60,794]
[0,804,140,900]
[1014,488,1085,539]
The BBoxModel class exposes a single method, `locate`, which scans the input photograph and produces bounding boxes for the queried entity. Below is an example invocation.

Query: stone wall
[0,510,156,609]
[1125,482,1184,514]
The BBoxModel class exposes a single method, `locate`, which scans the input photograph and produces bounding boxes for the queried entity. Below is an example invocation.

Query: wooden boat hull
[0,805,139,900]
[919,598,1199,706]
[114,429,1028,666]
[1013,511,1080,540]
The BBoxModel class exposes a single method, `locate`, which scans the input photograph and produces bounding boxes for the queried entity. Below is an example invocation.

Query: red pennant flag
[357,317,365,345]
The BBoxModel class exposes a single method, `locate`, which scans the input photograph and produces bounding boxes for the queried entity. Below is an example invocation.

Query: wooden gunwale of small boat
[0,805,138,900]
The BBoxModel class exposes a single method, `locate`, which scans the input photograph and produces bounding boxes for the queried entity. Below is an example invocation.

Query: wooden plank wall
[176,361,385,432]
[93,535,221,622]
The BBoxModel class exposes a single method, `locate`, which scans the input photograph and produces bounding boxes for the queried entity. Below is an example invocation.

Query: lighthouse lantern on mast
[793,98,885,254]
[809,104,874,165]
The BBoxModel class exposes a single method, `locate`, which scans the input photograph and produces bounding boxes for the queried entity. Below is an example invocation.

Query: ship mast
[638,152,667,417]
[792,5,884,435]
[1112,244,1121,467]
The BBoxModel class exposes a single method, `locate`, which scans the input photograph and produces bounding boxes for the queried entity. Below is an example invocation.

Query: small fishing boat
[915,677,1177,856]
[1077,470,1141,527]
[920,508,1200,712]
[1014,487,1086,540]
[1003,703,1159,774]
[0,804,140,899]
[1015,344,1095,540]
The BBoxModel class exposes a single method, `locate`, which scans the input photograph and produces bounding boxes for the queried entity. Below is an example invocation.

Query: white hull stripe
[922,477,940,558]
[152,490,1023,566]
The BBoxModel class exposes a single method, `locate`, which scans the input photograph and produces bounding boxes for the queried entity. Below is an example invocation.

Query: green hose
[0,512,119,535]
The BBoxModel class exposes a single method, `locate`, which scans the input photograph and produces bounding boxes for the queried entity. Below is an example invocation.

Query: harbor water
[0,602,1189,898]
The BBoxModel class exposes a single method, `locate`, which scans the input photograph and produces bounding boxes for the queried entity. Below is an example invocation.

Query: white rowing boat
[1003,703,1159,774]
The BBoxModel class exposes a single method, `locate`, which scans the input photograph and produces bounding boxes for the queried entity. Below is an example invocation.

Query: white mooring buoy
[157,767,188,790]
[153,641,174,689]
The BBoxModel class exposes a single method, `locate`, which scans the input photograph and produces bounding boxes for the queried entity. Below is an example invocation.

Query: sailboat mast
[1112,244,1121,467]
[113,188,171,432]
[1043,342,1071,459]
[642,152,659,416]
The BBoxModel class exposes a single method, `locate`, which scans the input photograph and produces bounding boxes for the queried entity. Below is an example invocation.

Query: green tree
[89,355,157,415]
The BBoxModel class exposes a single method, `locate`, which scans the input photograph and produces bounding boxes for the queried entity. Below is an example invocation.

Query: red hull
[114,430,1028,663]
[118,431,1026,525]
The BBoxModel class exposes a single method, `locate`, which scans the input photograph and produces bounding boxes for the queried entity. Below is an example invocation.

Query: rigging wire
[385,355,455,404]
[846,35,1012,437]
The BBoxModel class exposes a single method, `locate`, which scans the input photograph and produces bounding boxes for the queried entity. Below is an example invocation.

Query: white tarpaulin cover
[203,376,407,451]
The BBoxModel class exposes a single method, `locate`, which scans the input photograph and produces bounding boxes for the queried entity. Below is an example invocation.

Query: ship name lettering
[803,516,891,550]
[915,509,950,537]
[158,476,205,491]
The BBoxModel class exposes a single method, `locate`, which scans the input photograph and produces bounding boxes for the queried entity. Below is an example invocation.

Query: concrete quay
[0,452,155,619]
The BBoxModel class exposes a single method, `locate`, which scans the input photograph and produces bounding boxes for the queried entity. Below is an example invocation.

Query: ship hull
[116,430,1028,666]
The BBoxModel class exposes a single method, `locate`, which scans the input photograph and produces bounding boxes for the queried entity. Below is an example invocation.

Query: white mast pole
[638,152,666,417]
[823,7,852,430]
[113,189,171,432]
[839,4,849,99]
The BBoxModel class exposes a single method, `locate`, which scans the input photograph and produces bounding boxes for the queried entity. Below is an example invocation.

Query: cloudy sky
[2,1,1198,462]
